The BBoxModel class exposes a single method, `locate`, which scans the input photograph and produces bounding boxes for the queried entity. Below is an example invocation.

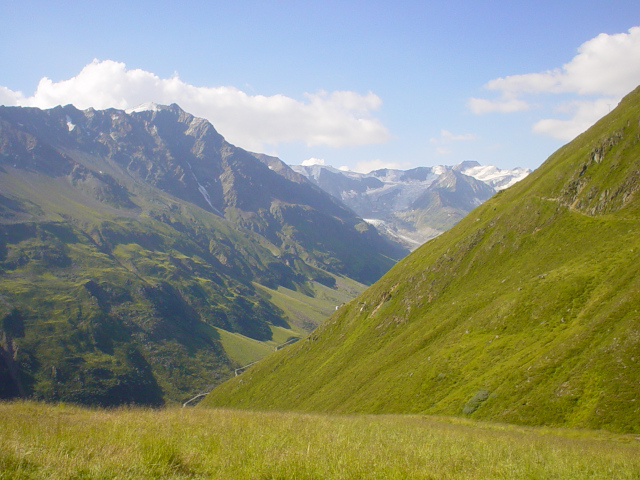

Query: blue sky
[2,1,640,172]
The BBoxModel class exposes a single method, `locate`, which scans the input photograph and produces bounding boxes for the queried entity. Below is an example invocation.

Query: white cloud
[301,157,325,166]
[466,96,530,114]
[0,86,25,105]
[468,26,640,140]
[353,159,408,173]
[485,27,640,97]
[0,59,391,152]
[532,98,617,140]
[338,165,351,171]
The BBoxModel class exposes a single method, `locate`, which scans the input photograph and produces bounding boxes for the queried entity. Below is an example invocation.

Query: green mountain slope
[0,104,385,406]
[203,85,640,433]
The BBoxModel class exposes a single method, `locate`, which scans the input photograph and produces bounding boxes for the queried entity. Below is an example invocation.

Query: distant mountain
[291,161,530,249]
[453,160,531,190]
[204,86,640,434]
[0,103,404,406]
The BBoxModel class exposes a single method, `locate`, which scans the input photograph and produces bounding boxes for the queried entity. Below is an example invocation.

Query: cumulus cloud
[0,86,24,106]
[0,59,391,151]
[485,27,640,97]
[468,27,640,140]
[532,98,616,140]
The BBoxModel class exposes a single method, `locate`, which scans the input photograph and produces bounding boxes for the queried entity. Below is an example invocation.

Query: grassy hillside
[1,401,639,479]
[0,173,363,404]
[203,86,640,433]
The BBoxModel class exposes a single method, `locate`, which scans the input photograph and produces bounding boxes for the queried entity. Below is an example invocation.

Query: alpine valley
[0,103,407,405]
[204,85,640,434]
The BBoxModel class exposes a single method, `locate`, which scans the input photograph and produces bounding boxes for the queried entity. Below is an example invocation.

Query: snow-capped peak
[125,102,160,114]
[461,164,531,190]
[432,165,447,175]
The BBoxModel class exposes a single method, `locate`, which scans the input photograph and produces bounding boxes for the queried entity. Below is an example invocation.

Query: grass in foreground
[1,401,640,479]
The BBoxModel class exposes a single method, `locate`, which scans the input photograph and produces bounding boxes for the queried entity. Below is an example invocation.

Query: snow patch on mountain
[125,102,160,114]
[364,218,385,227]
[432,165,447,176]
[461,164,531,190]
[364,218,424,247]
[186,161,222,215]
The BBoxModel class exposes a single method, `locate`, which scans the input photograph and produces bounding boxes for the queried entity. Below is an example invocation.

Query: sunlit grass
[215,327,275,366]
[1,401,639,479]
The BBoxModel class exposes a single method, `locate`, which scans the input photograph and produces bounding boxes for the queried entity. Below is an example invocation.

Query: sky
[2,1,640,173]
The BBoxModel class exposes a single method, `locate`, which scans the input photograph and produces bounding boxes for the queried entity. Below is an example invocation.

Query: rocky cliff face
[1,104,405,281]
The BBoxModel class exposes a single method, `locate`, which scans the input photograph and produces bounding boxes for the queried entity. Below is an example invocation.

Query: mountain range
[203,85,640,434]
[292,162,530,249]
[0,103,404,405]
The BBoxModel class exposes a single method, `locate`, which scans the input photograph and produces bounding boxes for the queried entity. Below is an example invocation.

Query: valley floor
[1,401,639,479]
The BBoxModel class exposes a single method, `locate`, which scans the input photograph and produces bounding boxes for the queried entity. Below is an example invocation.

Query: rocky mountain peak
[292,161,529,249]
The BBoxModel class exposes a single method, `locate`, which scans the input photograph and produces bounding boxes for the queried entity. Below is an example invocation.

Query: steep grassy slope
[204,86,640,433]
